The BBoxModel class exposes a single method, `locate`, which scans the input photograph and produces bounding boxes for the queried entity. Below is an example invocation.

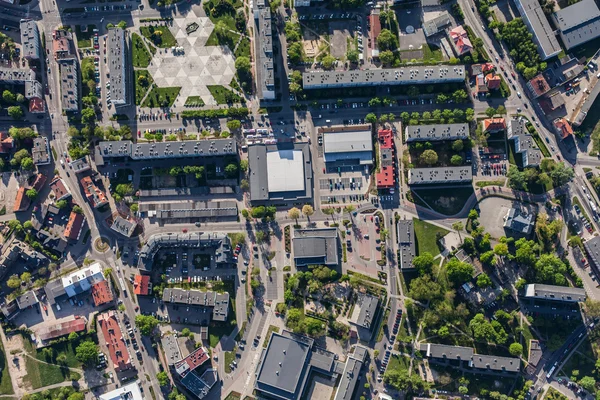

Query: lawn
[24,357,74,390]
[135,70,154,105]
[412,186,475,216]
[0,339,12,395]
[206,25,241,49]
[224,346,237,373]
[475,179,506,187]
[559,338,596,378]
[545,387,569,400]
[75,25,96,48]
[35,341,82,369]
[263,325,280,348]
[413,218,450,256]
[234,37,251,59]
[140,25,178,48]
[209,323,235,348]
[132,32,153,68]
[141,85,181,108]
[207,85,242,105]
[224,392,242,400]
[184,96,206,107]
[386,354,410,372]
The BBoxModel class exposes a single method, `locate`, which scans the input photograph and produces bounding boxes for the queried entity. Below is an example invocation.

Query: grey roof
[163,288,229,322]
[509,120,542,167]
[292,228,339,267]
[255,331,313,399]
[323,130,373,155]
[20,19,40,60]
[25,80,43,101]
[97,139,237,160]
[255,8,275,100]
[585,236,600,269]
[405,123,469,142]
[58,58,79,112]
[350,293,379,331]
[420,343,520,372]
[44,279,67,305]
[213,292,230,322]
[107,28,127,105]
[397,220,416,270]
[302,66,465,89]
[408,166,473,185]
[0,67,36,84]
[161,334,183,365]
[248,142,313,205]
[139,232,232,270]
[422,12,452,36]
[32,137,50,165]
[333,346,367,400]
[36,229,68,253]
[110,216,137,238]
[70,156,91,173]
[139,200,238,220]
[514,0,562,59]
[552,0,600,50]
[16,290,38,309]
[504,208,534,234]
[524,283,586,302]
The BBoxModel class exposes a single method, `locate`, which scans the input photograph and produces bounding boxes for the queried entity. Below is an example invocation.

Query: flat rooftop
[58,58,79,112]
[514,0,562,59]
[97,139,237,160]
[408,166,473,185]
[107,27,127,105]
[552,0,600,50]
[405,123,469,142]
[267,149,305,193]
[524,283,586,302]
[302,66,466,89]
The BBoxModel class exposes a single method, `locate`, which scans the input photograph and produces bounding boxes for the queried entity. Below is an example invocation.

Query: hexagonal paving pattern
[145,9,237,106]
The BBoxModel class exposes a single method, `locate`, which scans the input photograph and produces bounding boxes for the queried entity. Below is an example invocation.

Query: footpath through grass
[0,338,12,394]
[140,25,178,48]
[413,218,449,257]
[141,85,181,108]
[132,32,153,68]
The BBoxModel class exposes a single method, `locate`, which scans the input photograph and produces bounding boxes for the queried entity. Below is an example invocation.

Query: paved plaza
[145,9,238,106]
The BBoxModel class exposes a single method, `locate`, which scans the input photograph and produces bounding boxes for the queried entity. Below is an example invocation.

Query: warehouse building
[320,126,373,168]
[248,142,313,206]
[292,228,339,267]
[552,0,600,50]
[514,0,561,59]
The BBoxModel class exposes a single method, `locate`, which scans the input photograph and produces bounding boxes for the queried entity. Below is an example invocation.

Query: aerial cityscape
[0,0,599,398]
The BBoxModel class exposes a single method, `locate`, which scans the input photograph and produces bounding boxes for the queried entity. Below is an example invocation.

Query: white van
[56,303,61,311]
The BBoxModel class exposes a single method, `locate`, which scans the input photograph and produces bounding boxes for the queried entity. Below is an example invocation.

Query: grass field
[132,32,153,68]
[545,387,569,400]
[140,26,178,48]
[412,186,475,216]
[413,218,450,256]
[207,85,242,105]
[184,96,206,107]
[0,339,12,395]
[234,37,251,59]
[475,179,506,187]
[135,70,155,105]
[386,354,410,372]
[24,357,74,390]
[35,341,82,369]
[141,85,181,108]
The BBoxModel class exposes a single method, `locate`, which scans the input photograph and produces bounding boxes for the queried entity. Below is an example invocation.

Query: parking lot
[345,213,383,275]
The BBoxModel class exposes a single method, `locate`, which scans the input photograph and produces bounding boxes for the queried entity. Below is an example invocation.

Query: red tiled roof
[376,165,395,189]
[485,73,502,90]
[376,129,395,189]
[555,118,574,139]
[80,176,108,208]
[483,118,506,132]
[175,346,209,377]
[449,26,472,55]
[98,311,131,372]
[0,132,13,154]
[14,187,30,212]
[50,177,71,200]
[378,129,393,148]
[32,174,47,192]
[91,280,113,307]
[133,275,150,296]
[64,211,85,241]
[470,63,494,76]
[370,13,381,48]
[528,74,550,97]
[29,98,44,113]
[38,317,86,341]
[52,35,70,57]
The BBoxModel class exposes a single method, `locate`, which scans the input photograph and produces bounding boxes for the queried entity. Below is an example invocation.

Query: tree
[23,220,33,230]
[7,106,23,120]
[409,274,443,301]
[550,162,574,186]
[446,258,474,284]
[480,251,496,266]
[379,50,394,65]
[226,120,241,131]
[452,139,464,152]
[21,157,34,170]
[452,89,468,103]
[55,199,68,209]
[321,55,336,70]
[509,342,523,356]
[365,113,377,123]
[6,274,20,289]
[75,341,98,365]
[135,314,159,335]
[26,188,38,200]
[420,149,438,166]
[287,42,304,64]
[477,273,493,288]
[73,205,83,214]
[413,253,434,276]
[452,221,464,241]
[493,242,509,257]
[450,155,463,165]
[485,107,497,118]
[459,386,469,395]
[578,376,596,392]
[68,332,79,341]
[20,272,31,284]
[225,163,239,179]
[2,90,15,103]
[16,93,25,103]
[288,207,300,224]
[302,204,314,220]
[346,49,359,63]
[377,29,398,51]
[369,97,382,107]
[496,105,506,115]
[81,107,96,125]
[157,371,169,387]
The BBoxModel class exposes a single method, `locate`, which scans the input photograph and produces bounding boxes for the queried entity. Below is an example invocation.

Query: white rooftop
[324,130,373,154]
[266,149,305,193]
[99,381,143,400]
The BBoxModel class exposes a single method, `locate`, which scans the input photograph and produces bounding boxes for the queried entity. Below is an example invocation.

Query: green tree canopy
[135,314,159,335]
[75,341,99,365]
